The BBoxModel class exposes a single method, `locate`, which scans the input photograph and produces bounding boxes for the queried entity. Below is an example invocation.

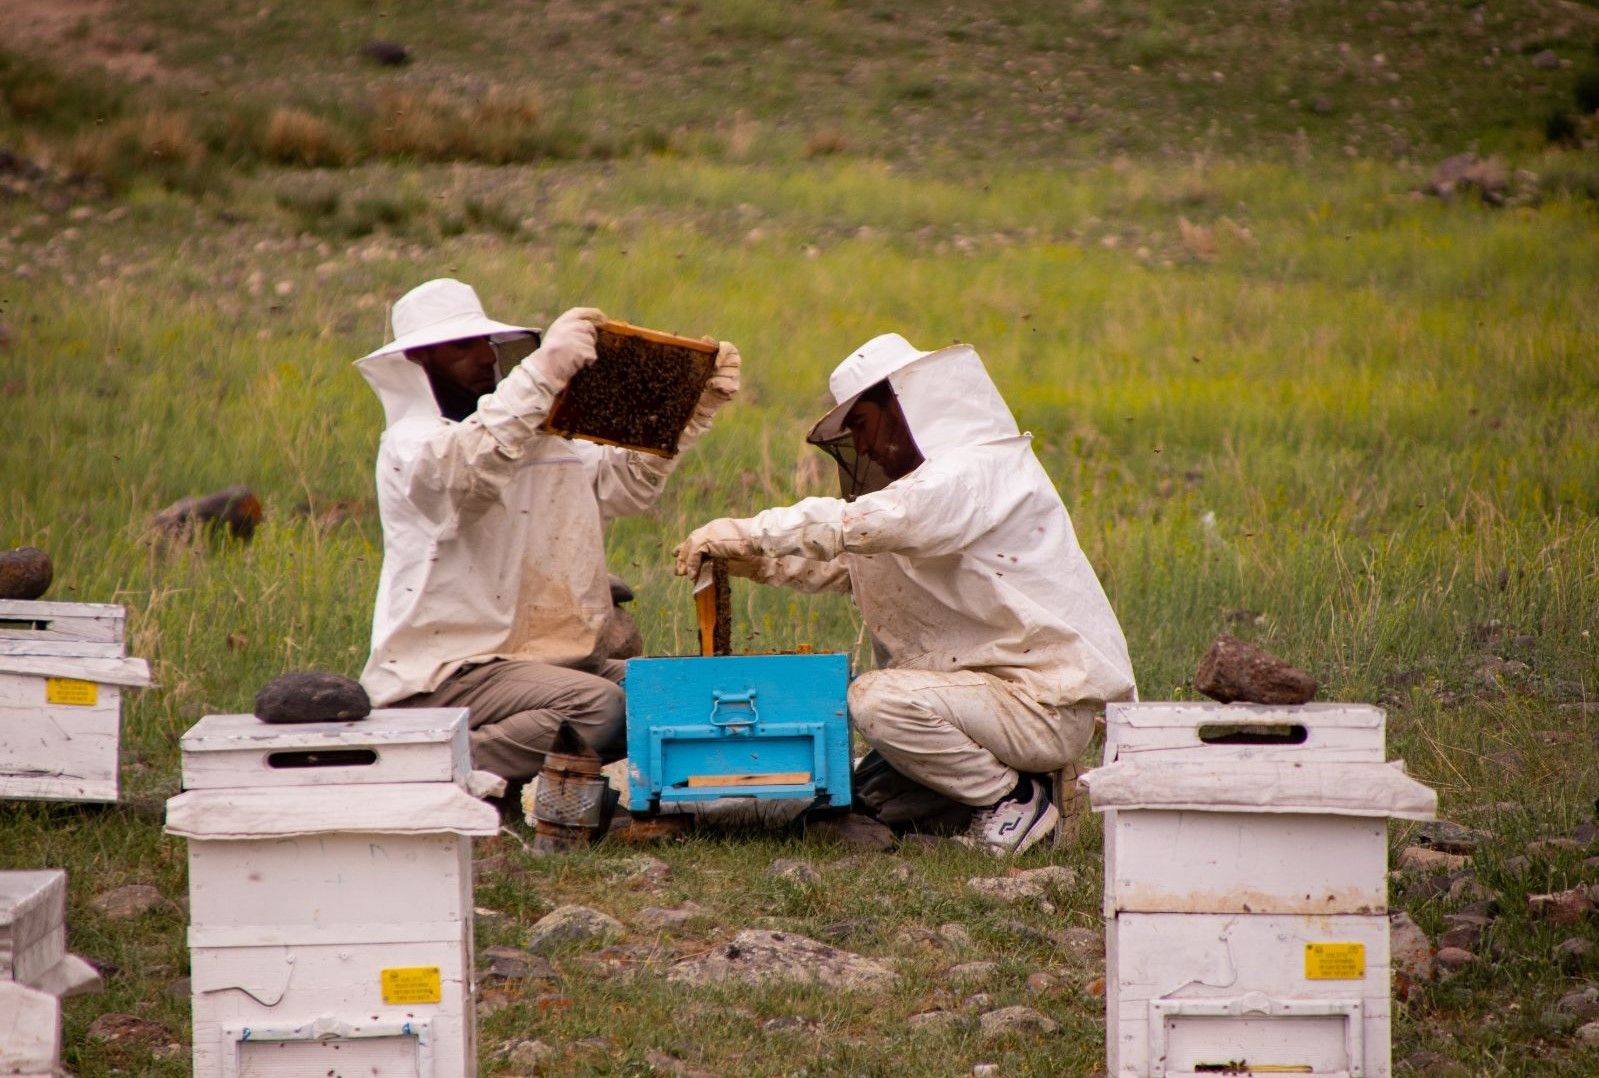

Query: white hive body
[0,600,151,802]
[1083,703,1437,1078]
[0,869,105,1076]
[166,708,498,1078]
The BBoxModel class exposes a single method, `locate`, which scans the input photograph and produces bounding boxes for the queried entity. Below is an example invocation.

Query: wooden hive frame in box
[539,319,718,457]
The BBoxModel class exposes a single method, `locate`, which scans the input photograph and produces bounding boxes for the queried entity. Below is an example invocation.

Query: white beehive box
[166,708,498,1078]
[0,599,151,802]
[0,869,102,999]
[0,980,60,1078]
[1084,703,1436,1078]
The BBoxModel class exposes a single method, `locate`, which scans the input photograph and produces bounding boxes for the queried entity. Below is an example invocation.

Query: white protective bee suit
[355,284,734,779]
[679,333,1136,810]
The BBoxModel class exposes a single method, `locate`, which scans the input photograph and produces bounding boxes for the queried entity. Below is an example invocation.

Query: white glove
[673,517,760,579]
[526,306,605,390]
[698,340,741,414]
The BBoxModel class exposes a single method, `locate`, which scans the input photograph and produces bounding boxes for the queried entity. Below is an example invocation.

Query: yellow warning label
[45,678,98,707]
[1305,942,1366,980]
[381,966,441,1004]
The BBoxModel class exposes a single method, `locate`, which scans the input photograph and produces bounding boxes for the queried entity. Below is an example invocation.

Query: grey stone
[906,1010,964,1032]
[1390,910,1435,982]
[1556,987,1599,1020]
[967,873,1062,910]
[936,922,972,947]
[253,671,371,724]
[1532,49,1560,70]
[1438,915,1484,952]
[962,992,995,1012]
[0,546,51,600]
[666,929,897,990]
[91,884,164,920]
[1528,888,1594,926]
[1577,1021,1599,1047]
[1194,634,1316,704]
[506,1038,556,1068]
[816,918,874,944]
[632,903,705,932]
[1417,820,1487,854]
[946,961,999,986]
[978,1005,1059,1039]
[1555,938,1593,968]
[526,904,624,954]
[1398,846,1466,873]
[482,945,557,981]
[1026,970,1062,993]
[808,813,896,852]
[768,859,822,886]
[608,854,671,886]
[762,1016,819,1034]
[972,1065,1000,1077]
[885,860,920,884]
[1435,946,1475,973]
[1053,926,1105,960]
[998,919,1052,945]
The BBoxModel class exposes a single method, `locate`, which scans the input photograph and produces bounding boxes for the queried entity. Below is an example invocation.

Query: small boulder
[1416,819,1487,855]
[632,903,705,933]
[506,1039,556,1068]
[1399,846,1468,873]
[86,1013,175,1046]
[807,812,896,852]
[768,859,822,887]
[359,40,411,66]
[526,904,624,954]
[968,875,1053,911]
[607,854,671,886]
[1194,634,1316,704]
[1555,938,1594,970]
[978,1005,1059,1039]
[0,546,52,600]
[1053,926,1105,960]
[1390,910,1435,983]
[90,884,164,920]
[1529,888,1594,926]
[1426,153,1509,205]
[1556,986,1599,1020]
[1435,947,1476,973]
[946,961,999,986]
[254,671,371,724]
[906,1010,964,1032]
[151,485,262,542]
[1577,1021,1599,1047]
[666,929,897,990]
[482,945,557,981]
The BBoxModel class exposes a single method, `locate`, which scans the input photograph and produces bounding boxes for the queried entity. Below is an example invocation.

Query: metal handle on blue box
[709,689,759,728]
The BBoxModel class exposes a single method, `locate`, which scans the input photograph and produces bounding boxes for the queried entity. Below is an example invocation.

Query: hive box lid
[0,600,126,661]
[0,871,66,985]
[1104,702,1386,764]
[179,709,470,790]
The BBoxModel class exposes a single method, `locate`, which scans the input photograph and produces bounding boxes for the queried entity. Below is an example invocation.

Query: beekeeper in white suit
[356,278,739,783]
[675,333,1133,854]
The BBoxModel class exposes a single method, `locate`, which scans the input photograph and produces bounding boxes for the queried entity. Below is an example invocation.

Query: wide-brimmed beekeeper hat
[806,332,933,444]
[360,278,533,362]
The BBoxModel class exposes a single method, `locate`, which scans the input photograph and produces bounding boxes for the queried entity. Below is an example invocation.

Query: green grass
[2,2,1599,1074]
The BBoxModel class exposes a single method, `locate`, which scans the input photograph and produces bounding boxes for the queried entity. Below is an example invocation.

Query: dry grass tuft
[805,128,850,158]
[260,106,353,167]
[373,87,558,163]
[64,109,205,179]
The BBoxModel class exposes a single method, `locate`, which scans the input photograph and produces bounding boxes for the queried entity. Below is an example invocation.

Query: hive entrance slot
[0,619,49,631]
[1197,723,1307,746]
[266,749,378,769]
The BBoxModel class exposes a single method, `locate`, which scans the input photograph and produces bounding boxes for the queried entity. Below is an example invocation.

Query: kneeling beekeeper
[355,279,739,781]
[675,333,1134,855]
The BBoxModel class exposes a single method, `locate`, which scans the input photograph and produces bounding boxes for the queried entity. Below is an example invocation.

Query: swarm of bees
[540,320,717,456]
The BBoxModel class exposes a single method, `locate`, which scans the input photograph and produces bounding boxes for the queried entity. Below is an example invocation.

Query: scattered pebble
[978,1005,1059,1038]
[90,884,164,920]
[768,859,822,887]
[526,905,624,954]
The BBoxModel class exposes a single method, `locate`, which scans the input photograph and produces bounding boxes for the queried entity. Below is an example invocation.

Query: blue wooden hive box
[624,653,852,815]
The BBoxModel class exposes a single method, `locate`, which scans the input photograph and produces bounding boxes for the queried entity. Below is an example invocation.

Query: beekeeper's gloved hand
[676,341,741,453]
[674,517,759,579]
[527,306,605,390]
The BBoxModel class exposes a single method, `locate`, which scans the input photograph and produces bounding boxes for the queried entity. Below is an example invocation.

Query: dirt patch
[0,0,171,84]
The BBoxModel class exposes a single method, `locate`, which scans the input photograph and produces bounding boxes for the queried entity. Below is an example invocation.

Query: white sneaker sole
[957,799,1061,856]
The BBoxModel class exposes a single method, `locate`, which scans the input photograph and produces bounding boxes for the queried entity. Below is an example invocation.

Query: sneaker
[957,775,1059,856]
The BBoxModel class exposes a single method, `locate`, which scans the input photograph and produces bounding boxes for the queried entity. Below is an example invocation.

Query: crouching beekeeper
[356,278,739,781]
[674,333,1133,855]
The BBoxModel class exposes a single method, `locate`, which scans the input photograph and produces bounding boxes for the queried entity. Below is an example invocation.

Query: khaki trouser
[849,667,1094,819]
[397,659,627,781]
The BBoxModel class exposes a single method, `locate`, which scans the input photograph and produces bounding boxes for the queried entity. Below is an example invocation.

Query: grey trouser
[398,659,627,781]
[849,668,1094,809]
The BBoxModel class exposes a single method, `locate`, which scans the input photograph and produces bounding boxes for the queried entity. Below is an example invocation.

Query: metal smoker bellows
[530,721,612,853]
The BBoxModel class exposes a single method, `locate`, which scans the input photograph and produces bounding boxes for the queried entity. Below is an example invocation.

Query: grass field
[3,1,1599,1074]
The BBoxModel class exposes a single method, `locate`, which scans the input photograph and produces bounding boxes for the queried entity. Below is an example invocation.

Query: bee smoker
[526,721,615,853]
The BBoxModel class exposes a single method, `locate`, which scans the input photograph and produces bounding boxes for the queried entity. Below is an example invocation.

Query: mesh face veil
[805,380,917,501]
[489,330,541,384]
[809,431,894,502]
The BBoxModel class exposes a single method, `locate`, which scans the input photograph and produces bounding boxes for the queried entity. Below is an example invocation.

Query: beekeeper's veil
[806,333,1018,500]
